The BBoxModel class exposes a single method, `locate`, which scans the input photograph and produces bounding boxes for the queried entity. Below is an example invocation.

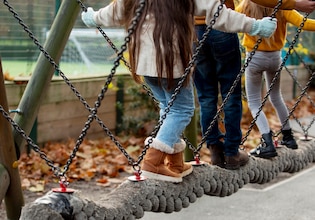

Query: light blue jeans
[144,76,195,148]
[245,51,290,134]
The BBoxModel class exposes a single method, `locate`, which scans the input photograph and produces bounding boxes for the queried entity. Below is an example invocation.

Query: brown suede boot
[165,140,193,177]
[225,150,249,170]
[142,146,182,182]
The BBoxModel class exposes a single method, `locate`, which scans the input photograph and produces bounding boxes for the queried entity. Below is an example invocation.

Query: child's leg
[144,76,195,147]
[265,71,290,130]
[245,52,270,134]
[246,51,277,158]
[142,76,195,182]
[264,51,297,149]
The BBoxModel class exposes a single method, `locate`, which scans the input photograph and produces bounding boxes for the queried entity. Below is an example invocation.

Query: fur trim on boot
[173,139,186,153]
[144,137,174,154]
[165,139,193,177]
[142,148,182,182]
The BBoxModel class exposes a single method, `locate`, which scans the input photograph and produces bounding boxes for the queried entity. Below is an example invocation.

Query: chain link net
[1,0,314,183]
[241,12,311,145]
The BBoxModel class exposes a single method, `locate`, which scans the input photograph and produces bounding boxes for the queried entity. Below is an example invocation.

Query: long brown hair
[119,0,195,88]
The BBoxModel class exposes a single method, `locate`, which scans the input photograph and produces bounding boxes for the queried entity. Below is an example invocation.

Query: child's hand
[81,7,97,27]
[249,17,277,38]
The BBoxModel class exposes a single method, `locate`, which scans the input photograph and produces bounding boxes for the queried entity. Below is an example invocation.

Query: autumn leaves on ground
[18,92,315,193]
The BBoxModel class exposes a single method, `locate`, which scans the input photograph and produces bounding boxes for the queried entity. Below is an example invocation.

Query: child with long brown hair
[82,0,277,182]
[237,0,315,158]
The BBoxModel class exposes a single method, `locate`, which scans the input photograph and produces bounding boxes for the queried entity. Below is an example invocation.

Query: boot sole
[225,160,249,170]
[286,145,298,150]
[142,171,182,182]
[251,151,278,159]
[181,166,193,177]
[225,164,240,170]
[212,163,225,168]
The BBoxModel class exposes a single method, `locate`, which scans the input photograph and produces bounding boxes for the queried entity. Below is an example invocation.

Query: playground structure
[0,0,315,219]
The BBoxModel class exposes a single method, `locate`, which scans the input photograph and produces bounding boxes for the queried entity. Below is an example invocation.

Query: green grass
[1,60,129,78]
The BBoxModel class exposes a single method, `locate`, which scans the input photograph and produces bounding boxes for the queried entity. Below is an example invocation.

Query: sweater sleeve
[194,0,234,25]
[284,10,315,31]
[250,0,295,10]
[195,0,255,34]
[93,0,125,27]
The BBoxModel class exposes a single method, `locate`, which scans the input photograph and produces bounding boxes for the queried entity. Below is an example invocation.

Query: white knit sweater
[93,0,255,78]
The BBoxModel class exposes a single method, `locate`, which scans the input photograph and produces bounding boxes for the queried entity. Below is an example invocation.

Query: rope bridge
[20,142,315,219]
[0,0,315,219]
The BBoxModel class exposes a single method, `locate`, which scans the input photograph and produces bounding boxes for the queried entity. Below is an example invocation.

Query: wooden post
[0,59,24,219]
[0,164,10,205]
[13,0,82,154]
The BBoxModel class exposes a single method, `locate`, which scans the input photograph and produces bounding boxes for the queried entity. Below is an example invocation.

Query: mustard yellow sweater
[195,0,296,25]
[236,9,315,51]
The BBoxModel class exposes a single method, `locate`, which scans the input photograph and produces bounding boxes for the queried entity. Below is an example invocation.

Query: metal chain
[278,44,315,137]
[291,113,315,138]
[241,11,309,145]
[77,0,158,109]
[0,105,61,176]
[76,1,131,70]
[58,0,148,175]
[155,2,226,157]
[76,0,161,106]
[2,0,69,177]
[282,69,315,138]
[196,1,282,152]
[284,67,314,108]
[75,0,236,161]
[5,0,309,174]
[62,0,147,174]
[280,65,315,138]
[2,0,146,177]
[130,2,228,165]
[281,38,315,133]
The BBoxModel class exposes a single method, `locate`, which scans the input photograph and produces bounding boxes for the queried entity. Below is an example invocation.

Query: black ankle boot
[250,131,278,158]
[281,129,298,149]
